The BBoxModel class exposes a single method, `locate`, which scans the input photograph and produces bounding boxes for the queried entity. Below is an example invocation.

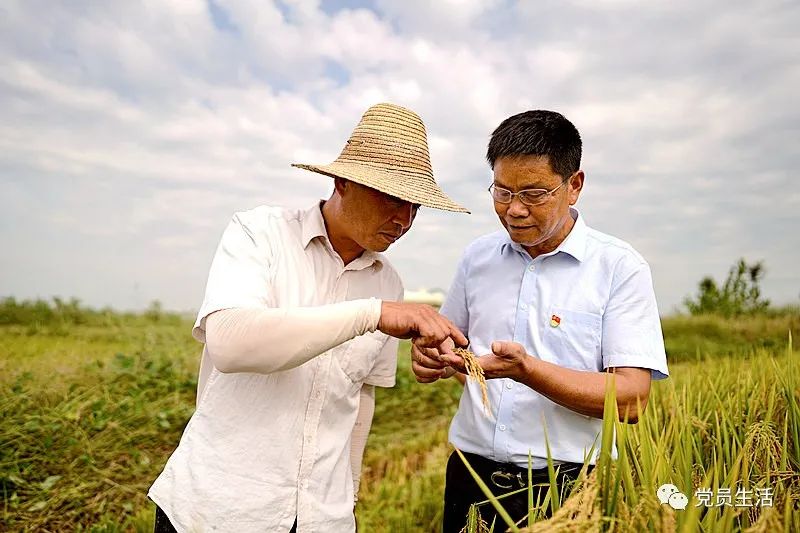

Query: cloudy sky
[1,0,798,315]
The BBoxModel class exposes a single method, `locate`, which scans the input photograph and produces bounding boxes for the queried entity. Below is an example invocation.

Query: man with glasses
[410,110,669,531]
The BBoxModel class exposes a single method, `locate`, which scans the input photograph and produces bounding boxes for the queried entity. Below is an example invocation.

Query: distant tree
[684,258,770,317]
[0,297,183,326]
[53,296,87,324]
[144,300,164,322]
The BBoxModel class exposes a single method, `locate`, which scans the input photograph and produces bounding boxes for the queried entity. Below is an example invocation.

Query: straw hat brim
[292,161,470,213]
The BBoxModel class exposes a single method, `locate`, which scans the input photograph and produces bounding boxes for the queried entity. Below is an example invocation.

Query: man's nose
[506,196,530,217]
[393,202,417,229]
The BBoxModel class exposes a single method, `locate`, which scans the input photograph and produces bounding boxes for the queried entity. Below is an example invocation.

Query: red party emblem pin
[550,315,561,328]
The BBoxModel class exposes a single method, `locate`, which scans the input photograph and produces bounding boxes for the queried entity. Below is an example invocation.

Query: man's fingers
[477,356,501,378]
[396,305,467,350]
[448,325,469,347]
[439,342,456,357]
[416,319,450,348]
[411,360,445,382]
[439,337,456,353]
[432,313,467,347]
[491,340,522,356]
[421,346,443,361]
[411,341,439,357]
[420,309,448,340]
[412,345,447,369]
[440,353,467,374]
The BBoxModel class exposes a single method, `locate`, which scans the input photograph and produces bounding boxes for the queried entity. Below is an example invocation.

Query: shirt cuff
[365,297,383,333]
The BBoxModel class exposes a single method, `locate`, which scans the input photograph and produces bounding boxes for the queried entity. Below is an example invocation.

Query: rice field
[455,342,800,532]
[1,309,799,532]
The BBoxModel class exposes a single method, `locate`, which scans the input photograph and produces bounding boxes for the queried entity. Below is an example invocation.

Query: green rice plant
[459,341,800,532]
[455,448,520,533]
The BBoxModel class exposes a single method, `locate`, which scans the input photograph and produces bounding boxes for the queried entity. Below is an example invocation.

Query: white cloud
[1,0,798,313]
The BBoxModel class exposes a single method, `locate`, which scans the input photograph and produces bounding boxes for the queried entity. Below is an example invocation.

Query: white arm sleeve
[350,384,375,502]
[204,298,383,374]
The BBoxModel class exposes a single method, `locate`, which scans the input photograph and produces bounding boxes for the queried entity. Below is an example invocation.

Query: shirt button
[528,264,535,272]
[499,424,507,431]
[520,303,527,310]
[506,382,513,390]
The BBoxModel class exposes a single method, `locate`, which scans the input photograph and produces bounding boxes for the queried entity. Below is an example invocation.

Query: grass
[662,312,800,363]
[1,310,799,531]
[1,323,197,532]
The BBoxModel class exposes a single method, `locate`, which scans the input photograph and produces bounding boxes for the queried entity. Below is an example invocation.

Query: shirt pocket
[542,307,602,371]
[335,330,387,385]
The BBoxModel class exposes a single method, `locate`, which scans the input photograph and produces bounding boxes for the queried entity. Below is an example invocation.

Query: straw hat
[292,103,469,213]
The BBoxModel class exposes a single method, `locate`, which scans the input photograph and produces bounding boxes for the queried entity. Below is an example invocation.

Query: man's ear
[568,171,584,205]
[333,177,346,194]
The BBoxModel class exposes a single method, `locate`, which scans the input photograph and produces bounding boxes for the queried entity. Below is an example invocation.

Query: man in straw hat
[410,110,669,531]
[148,103,469,532]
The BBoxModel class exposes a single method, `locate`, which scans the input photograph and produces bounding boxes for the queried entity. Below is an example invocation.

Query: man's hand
[378,302,468,348]
[442,340,654,422]
[441,341,533,382]
[411,338,458,383]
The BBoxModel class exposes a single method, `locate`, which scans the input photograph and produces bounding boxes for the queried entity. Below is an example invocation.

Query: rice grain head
[453,347,491,416]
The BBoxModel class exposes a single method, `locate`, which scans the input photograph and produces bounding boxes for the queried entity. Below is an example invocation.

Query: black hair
[486,110,582,178]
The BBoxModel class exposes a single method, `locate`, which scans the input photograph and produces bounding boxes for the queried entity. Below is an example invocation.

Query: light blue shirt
[441,208,668,468]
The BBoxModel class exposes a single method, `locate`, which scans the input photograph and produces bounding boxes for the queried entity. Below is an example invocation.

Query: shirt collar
[301,201,328,248]
[502,207,587,262]
[301,201,384,271]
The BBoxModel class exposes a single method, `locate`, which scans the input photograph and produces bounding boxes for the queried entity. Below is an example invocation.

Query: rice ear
[454,348,491,416]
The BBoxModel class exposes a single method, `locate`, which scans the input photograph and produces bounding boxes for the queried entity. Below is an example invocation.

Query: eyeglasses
[488,175,572,206]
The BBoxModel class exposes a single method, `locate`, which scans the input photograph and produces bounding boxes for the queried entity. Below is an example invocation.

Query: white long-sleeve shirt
[149,202,403,533]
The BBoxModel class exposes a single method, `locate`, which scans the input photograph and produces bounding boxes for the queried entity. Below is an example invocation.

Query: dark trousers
[153,506,177,533]
[442,451,590,532]
[154,506,297,532]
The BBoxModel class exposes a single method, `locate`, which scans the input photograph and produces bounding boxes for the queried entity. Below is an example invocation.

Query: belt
[459,452,587,490]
